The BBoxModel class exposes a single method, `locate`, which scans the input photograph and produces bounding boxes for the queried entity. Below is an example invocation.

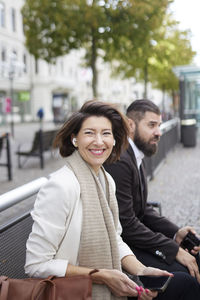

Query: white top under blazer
[25,165,133,278]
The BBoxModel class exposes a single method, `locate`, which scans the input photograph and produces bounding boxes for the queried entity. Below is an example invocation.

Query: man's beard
[134,127,160,157]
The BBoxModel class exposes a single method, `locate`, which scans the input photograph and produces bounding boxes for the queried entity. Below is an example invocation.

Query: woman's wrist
[90,268,108,284]
[121,255,146,276]
[136,266,148,276]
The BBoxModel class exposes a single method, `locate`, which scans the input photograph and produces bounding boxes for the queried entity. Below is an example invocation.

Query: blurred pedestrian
[37,107,44,129]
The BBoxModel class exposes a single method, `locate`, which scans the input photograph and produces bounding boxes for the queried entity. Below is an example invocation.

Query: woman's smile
[89,149,105,156]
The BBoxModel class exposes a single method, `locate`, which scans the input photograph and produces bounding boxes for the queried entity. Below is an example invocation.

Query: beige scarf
[66,151,126,300]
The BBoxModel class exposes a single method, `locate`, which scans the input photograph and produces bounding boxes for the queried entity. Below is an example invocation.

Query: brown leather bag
[0,274,93,300]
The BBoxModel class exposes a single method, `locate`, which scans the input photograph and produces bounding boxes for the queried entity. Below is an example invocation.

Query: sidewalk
[148,131,200,233]
[1,122,200,233]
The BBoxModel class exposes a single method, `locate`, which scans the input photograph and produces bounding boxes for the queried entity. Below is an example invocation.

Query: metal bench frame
[0,133,12,180]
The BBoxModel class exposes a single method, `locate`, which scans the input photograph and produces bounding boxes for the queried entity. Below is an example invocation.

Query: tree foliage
[148,17,195,93]
[110,13,195,97]
[22,0,171,97]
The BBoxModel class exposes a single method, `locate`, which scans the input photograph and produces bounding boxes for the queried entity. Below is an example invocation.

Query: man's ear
[128,118,136,135]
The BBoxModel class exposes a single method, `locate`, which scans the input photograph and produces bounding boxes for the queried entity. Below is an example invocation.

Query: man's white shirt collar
[128,137,144,169]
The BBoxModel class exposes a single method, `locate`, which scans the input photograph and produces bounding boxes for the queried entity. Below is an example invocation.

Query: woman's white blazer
[25,165,133,278]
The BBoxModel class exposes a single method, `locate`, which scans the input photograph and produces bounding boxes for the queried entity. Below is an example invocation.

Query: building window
[1,48,6,62]
[0,2,5,27]
[0,48,6,77]
[23,53,27,73]
[11,7,16,32]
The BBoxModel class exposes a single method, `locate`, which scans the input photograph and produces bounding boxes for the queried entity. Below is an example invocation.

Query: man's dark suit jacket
[105,144,179,265]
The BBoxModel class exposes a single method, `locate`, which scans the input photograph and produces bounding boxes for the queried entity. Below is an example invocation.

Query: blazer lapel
[140,161,148,206]
[127,145,146,206]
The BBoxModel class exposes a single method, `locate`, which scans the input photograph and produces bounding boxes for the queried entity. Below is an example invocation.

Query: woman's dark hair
[53,100,129,163]
[126,99,161,123]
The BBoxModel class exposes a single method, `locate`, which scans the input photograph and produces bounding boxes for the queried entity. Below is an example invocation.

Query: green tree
[110,14,195,102]
[22,0,171,97]
[149,26,195,115]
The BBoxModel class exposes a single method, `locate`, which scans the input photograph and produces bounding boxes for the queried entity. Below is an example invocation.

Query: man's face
[134,111,162,156]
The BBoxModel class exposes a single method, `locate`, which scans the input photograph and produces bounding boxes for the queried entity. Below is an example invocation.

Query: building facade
[0,0,163,125]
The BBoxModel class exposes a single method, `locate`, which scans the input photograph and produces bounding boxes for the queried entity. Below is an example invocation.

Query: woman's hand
[139,266,173,278]
[96,269,158,299]
[134,267,174,299]
[136,286,158,300]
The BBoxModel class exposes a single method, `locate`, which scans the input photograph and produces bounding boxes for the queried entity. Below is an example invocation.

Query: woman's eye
[103,131,112,136]
[85,131,94,135]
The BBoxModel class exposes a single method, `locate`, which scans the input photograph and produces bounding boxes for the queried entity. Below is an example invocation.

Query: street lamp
[8,53,16,137]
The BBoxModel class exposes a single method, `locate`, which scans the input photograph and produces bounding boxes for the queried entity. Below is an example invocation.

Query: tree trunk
[144,61,148,98]
[171,90,177,116]
[91,34,97,98]
[162,86,166,120]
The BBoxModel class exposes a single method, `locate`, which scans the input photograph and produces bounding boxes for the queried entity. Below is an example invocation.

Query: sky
[169,0,200,65]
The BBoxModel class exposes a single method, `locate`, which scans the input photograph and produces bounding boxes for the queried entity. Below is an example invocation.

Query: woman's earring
[113,139,116,146]
[72,138,77,147]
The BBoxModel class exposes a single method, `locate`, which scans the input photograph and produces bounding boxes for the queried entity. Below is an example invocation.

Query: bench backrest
[42,130,57,151]
[0,213,33,278]
[30,129,57,153]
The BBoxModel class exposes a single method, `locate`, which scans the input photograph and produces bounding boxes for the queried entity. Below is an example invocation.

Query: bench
[0,177,47,278]
[16,129,58,169]
[0,133,12,181]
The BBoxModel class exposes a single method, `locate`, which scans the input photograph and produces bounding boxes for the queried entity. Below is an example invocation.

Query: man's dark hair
[53,100,129,163]
[126,99,161,123]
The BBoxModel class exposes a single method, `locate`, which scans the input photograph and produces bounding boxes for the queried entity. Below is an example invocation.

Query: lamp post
[8,53,17,137]
[9,68,15,137]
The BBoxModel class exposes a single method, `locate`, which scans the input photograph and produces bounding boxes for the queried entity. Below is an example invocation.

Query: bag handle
[89,269,99,276]
[0,277,9,300]
[31,276,56,300]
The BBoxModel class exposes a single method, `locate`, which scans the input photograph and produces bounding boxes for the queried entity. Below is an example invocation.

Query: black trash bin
[181,119,197,147]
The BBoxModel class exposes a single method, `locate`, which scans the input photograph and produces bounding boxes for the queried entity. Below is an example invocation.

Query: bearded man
[104,99,200,281]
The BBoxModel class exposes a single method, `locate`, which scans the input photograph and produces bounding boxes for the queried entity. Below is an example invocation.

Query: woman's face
[74,116,114,174]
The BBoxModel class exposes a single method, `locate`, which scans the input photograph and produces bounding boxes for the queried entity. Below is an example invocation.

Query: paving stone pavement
[1,122,200,233]
[148,131,200,233]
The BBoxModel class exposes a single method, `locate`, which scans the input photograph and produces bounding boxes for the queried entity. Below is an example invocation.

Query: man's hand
[175,226,196,245]
[175,226,200,255]
[176,247,200,283]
